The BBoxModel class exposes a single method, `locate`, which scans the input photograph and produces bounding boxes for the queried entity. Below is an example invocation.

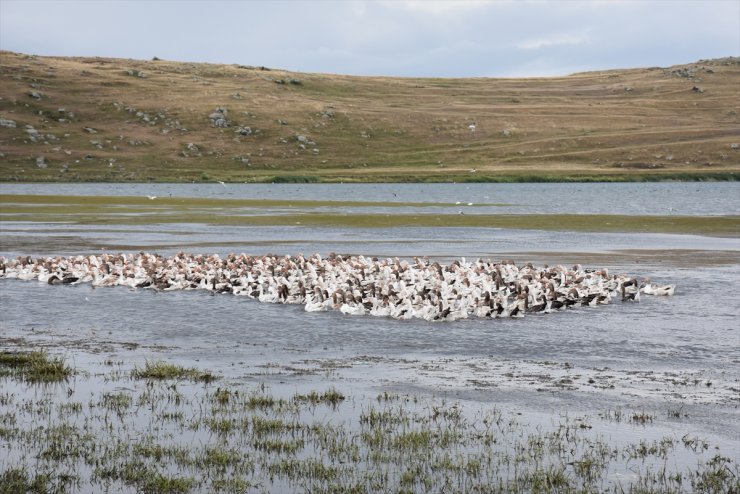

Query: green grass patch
[457,172,740,183]
[131,361,218,383]
[1,194,737,236]
[293,388,345,406]
[96,461,195,494]
[270,175,321,183]
[0,468,52,494]
[0,351,73,383]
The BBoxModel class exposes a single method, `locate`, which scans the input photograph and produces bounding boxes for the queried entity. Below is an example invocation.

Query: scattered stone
[692,86,704,93]
[731,144,739,150]
[319,109,335,119]
[25,127,38,136]
[312,148,320,154]
[231,93,242,99]
[0,118,17,128]
[670,67,696,78]
[36,156,47,168]
[296,135,307,143]
[289,78,302,86]
[624,86,633,92]
[277,119,288,125]
[209,108,229,127]
[233,155,251,165]
[235,126,252,136]
[501,129,512,137]
[84,127,98,134]
[28,90,41,100]
[186,143,199,152]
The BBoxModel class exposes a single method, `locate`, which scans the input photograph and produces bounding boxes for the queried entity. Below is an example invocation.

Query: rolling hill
[0,51,738,182]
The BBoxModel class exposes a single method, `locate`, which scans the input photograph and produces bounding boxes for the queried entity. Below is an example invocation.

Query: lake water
[1,182,738,259]
[2,181,739,215]
[1,182,739,490]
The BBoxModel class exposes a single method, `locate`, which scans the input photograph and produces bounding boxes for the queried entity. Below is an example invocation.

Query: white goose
[641,282,675,296]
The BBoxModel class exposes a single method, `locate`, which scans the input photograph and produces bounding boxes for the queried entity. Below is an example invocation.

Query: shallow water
[3,181,740,215]
[1,182,739,489]
[1,222,738,261]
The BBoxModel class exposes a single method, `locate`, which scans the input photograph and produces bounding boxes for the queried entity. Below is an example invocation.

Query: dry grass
[0,51,738,182]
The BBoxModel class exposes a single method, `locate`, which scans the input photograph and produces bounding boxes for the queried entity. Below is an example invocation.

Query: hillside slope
[0,51,738,182]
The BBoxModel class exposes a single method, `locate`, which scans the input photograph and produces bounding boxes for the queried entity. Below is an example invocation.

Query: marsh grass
[131,360,218,383]
[1,355,738,493]
[0,351,73,383]
[293,388,345,407]
[85,212,740,237]
[1,194,738,236]
[629,411,656,425]
[0,468,49,494]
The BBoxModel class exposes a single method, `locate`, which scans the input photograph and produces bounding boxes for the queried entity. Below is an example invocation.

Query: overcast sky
[1,0,738,77]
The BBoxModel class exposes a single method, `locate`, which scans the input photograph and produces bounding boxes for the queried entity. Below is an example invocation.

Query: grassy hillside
[0,51,738,183]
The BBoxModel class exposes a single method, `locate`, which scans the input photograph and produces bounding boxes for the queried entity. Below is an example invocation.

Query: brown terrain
[0,51,738,182]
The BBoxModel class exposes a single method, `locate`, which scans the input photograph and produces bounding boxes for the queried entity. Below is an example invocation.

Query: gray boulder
[209,108,229,127]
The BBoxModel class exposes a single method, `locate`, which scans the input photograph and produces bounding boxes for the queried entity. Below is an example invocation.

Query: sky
[1,0,738,77]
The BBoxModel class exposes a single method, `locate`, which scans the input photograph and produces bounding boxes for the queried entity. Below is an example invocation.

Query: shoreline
[2,172,739,184]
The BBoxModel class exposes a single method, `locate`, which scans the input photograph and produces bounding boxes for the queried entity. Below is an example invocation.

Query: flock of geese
[1,252,675,321]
